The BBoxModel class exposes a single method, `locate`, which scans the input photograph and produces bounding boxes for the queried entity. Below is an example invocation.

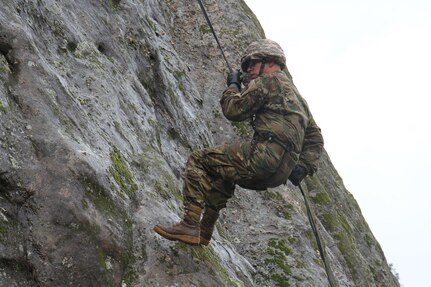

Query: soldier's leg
[152,151,210,245]
[183,142,250,210]
[154,142,250,245]
[182,143,251,245]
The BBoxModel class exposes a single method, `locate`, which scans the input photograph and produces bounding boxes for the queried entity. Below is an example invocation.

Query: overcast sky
[244,0,431,286]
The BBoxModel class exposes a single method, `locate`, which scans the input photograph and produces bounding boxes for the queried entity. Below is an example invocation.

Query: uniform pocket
[249,141,285,174]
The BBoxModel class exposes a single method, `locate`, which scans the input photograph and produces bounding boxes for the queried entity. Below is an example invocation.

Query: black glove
[226,69,242,90]
[288,164,309,186]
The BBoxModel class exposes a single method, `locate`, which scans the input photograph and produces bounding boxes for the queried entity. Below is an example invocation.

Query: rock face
[0,1,399,286]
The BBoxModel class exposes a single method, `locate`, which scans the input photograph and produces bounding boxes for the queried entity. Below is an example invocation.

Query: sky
[244,0,431,286]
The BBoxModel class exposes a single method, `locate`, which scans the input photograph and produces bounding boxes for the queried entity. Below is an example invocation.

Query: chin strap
[258,60,266,76]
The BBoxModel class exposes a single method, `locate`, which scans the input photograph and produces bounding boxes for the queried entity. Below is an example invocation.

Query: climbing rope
[196,0,233,73]
[298,183,338,287]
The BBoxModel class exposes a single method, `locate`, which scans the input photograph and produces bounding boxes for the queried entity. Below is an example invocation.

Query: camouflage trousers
[183,138,298,211]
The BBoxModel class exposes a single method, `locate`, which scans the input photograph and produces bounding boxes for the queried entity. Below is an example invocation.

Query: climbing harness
[298,183,338,287]
[196,0,233,73]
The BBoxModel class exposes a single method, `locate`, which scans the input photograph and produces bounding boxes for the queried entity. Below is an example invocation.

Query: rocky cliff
[0,1,400,286]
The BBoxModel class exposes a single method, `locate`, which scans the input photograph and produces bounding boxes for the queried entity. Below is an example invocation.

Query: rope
[196,0,233,73]
[298,183,338,287]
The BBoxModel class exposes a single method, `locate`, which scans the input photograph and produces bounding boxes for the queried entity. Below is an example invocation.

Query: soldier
[154,39,324,245]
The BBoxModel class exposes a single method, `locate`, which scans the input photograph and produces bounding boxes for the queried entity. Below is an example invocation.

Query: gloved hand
[288,164,309,186]
[226,69,242,90]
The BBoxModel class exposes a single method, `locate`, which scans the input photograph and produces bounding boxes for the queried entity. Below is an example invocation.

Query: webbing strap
[298,183,338,287]
[256,131,292,153]
[196,0,233,73]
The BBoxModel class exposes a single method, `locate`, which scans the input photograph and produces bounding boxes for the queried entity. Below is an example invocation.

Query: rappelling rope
[298,183,338,287]
[196,0,233,73]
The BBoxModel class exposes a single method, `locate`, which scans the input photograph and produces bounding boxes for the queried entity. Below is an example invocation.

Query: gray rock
[0,0,399,286]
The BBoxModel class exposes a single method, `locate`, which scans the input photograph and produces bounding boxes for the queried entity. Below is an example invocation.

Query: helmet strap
[258,60,266,76]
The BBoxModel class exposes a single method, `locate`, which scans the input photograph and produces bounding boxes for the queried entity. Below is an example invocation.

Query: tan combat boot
[153,203,203,245]
[199,207,219,246]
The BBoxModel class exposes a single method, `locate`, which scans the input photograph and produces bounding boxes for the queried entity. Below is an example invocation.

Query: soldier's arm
[299,117,324,174]
[220,79,266,121]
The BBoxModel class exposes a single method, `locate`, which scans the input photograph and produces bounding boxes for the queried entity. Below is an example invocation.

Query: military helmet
[240,39,286,72]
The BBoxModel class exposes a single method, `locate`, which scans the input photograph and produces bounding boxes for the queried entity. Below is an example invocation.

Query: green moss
[152,173,182,207]
[96,246,116,287]
[167,84,176,104]
[338,213,353,234]
[0,101,6,113]
[310,191,331,205]
[190,246,243,286]
[82,177,122,218]
[220,27,241,38]
[78,218,102,240]
[295,258,305,269]
[145,16,157,31]
[313,256,324,267]
[265,238,293,286]
[120,251,137,286]
[305,230,318,251]
[96,246,108,270]
[108,0,121,10]
[305,175,328,195]
[167,128,190,149]
[268,238,292,257]
[199,24,211,34]
[171,70,187,97]
[178,81,186,95]
[287,236,298,244]
[345,192,362,212]
[154,180,170,200]
[271,273,290,287]
[141,79,156,100]
[78,97,91,105]
[262,190,283,201]
[321,211,352,235]
[321,210,365,282]
[334,232,358,278]
[132,151,151,174]
[292,274,305,281]
[52,20,65,38]
[174,70,183,79]
[83,176,135,285]
[109,147,138,195]
[282,211,291,220]
[67,42,77,52]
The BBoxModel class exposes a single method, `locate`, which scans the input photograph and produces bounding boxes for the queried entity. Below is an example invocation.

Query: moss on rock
[109,147,138,196]
[264,238,294,286]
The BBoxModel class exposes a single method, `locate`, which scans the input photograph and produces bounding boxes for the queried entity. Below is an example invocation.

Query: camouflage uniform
[183,67,323,211]
[154,39,324,245]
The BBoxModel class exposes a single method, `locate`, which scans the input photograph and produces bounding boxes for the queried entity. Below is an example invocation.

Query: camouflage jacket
[220,70,324,174]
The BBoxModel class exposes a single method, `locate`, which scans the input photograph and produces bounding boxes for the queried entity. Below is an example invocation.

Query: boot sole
[153,225,200,245]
